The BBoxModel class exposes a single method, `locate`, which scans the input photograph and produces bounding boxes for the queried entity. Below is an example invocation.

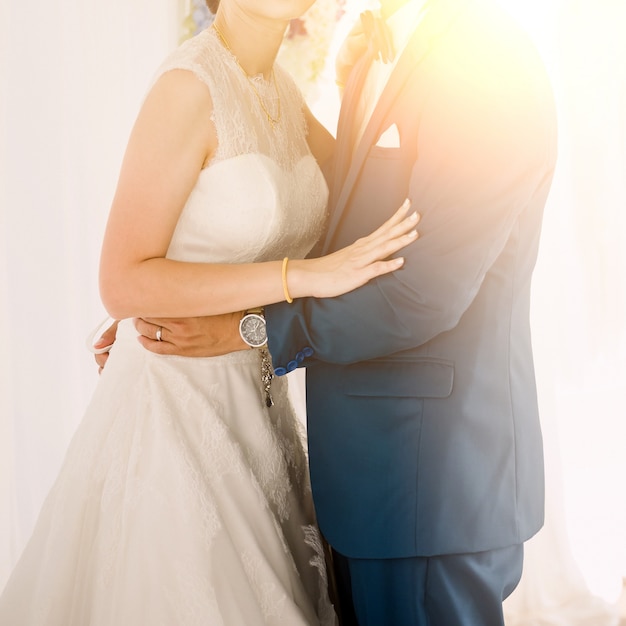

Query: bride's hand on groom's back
[93,320,118,373]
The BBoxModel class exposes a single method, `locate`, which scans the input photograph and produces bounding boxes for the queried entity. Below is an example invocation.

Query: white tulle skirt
[0,320,335,626]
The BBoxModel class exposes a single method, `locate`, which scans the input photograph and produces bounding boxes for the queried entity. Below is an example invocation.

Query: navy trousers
[331,544,524,626]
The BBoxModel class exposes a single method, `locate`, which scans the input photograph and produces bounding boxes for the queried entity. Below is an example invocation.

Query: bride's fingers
[383,210,420,242]
[363,198,413,238]
[352,200,411,246]
[365,227,419,265]
[329,216,418,276]
[378,256,406,273]
[355,211,420,262]
[362,256,406,281]
[360,206,420,250]
[305,200,419,297]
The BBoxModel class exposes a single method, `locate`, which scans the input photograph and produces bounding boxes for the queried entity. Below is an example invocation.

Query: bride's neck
[212,9,287,79]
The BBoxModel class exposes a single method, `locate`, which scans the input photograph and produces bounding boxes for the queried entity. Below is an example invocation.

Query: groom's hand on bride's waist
[134,314,246,357]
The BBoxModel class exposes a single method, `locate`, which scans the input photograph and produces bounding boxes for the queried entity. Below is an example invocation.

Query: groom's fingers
[132,317,171,354]
[135,317,201,355]
[134,314,246,357]
[133,317,163,341]
[137,333,175,355]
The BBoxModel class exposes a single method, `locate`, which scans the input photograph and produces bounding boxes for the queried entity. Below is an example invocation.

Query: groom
[98,0,557,623]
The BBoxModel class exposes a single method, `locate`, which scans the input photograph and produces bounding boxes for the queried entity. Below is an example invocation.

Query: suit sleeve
[267,15,557,371]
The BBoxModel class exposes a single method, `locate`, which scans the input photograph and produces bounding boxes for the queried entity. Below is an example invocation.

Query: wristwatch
[239,307,267,348]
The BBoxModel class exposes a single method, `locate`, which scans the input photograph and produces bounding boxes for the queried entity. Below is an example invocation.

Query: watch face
[240,313,267,348]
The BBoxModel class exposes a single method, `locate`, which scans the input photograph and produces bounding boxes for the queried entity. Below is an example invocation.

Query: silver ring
[156,327,163,342]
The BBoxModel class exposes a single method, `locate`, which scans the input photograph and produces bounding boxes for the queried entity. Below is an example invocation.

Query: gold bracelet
[282,257,293,304]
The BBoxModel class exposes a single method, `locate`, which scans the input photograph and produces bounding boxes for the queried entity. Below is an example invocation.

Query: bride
[0,0,419,624]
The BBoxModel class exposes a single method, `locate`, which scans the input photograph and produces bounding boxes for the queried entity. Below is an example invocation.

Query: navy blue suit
[267,0,557,622]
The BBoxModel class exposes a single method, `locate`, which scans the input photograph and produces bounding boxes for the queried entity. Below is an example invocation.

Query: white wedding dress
[0,28,336,626]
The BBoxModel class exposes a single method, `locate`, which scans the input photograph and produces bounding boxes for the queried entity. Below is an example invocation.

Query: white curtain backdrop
[1,1,625,624]
[497,2,626,623]
[0,0,182,584]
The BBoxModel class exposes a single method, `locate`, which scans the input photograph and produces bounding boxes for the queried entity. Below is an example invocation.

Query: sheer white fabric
[0,25,334,626]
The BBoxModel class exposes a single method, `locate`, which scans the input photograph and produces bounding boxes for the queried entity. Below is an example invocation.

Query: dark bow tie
[360,10,396,63]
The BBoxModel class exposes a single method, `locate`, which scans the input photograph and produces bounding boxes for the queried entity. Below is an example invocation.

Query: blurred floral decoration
[181,0,347,97]
[180,0,214,42]
[278,0,347,97]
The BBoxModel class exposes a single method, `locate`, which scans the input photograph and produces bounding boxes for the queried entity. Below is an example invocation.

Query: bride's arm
[99,70,417,321]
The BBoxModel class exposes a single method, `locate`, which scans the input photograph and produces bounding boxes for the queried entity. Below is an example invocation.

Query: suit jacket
[266,0,557,559]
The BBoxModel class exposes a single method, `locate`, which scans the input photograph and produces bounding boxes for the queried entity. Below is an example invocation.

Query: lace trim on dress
[303,525,337,625]
[153,27,329,265]
[154,28,310,171]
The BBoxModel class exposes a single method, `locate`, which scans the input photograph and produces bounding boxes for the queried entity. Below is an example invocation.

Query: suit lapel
[329,50,375,212]
[322,0,470,255]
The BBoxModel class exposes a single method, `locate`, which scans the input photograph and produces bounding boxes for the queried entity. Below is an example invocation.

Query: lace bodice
[154,27,328,264]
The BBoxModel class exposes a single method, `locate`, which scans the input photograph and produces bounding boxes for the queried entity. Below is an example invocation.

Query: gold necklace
[211,23,282,130]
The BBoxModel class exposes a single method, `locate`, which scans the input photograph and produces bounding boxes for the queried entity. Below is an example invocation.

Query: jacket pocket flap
[343,358,454,399]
